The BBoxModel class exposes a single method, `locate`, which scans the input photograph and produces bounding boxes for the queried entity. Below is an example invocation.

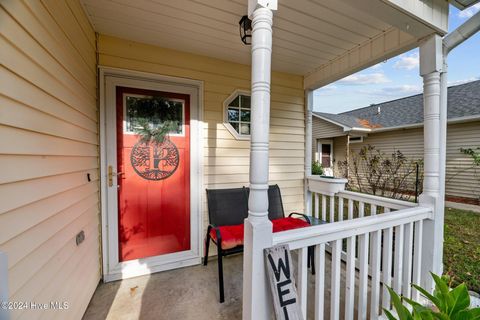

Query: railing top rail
[272,206,432,250]
[337,190,418,210]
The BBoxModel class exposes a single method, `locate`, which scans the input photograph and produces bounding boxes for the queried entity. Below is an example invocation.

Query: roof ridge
[339,79,480,116]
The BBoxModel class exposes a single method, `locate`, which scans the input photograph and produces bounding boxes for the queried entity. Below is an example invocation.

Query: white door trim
[317,139,334,168]
[99,66,204,282]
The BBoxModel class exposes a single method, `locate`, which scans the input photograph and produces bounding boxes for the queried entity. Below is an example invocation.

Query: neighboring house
[312,80,480,205]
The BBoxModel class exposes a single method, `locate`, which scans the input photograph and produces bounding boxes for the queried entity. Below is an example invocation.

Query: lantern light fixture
[239,15,252,45]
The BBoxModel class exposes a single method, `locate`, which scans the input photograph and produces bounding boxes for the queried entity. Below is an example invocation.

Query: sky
[313,4,480,114]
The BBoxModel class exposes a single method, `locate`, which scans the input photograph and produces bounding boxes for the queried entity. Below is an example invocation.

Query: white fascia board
[314,115,480,137]
[304,28,417,90]
[350,127,372,132]
[369,115,480,133]
[382,0,449,35]
[312,113,352,132]
[312,113,374,134]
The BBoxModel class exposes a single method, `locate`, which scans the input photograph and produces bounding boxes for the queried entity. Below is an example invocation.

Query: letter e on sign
[264,244,303,320]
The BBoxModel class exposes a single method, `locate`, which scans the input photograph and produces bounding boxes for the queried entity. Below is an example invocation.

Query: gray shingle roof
[313,80,480,130]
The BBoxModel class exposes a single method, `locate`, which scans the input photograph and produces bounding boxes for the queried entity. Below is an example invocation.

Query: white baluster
[321,195,327,221]
[382,226,393,312]
[329,196,335,222]
[298,247,308,318]
[412,220,423,301]
[358,231,370,320]
[315,243,326,320]
[393,224,405,295]
[338,197,344,221]
[403,222,414,298]
[315,193,320,219]
[345,235,356,320]
[370,205,382,319]
[359,201,365,217]
[330,239,341,320]
[348,199,354,220]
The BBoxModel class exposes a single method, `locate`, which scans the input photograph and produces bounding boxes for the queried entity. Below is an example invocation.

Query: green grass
[443,207,480,293]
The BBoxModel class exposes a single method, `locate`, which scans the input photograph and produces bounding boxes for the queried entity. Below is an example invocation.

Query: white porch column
[243,1,277,319]
[418,34,445,291]
[305,90,314,215]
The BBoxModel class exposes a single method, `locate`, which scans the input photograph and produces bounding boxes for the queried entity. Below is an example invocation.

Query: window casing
[223,90,251,140]
[317,139,333,168]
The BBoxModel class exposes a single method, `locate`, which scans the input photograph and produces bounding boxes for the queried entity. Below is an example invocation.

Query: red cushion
[272,217,310,232]
[209,224,244,250]
[210,217,310,250]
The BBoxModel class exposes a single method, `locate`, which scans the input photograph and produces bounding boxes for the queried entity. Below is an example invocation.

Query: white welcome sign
[264,245,303,320]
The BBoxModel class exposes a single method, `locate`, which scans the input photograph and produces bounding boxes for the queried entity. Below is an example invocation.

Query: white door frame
[317,139,333,168]
[99,66,204,282]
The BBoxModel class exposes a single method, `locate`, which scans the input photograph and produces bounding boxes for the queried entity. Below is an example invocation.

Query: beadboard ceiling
[81,0,394,75]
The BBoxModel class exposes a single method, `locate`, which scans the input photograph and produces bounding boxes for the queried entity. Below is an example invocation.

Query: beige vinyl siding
[331,122,480,202]
[312,116,345,162]
[445,122,480,201]
[98,34,305,241]
[0,1,99,319]
[332,135,348,171]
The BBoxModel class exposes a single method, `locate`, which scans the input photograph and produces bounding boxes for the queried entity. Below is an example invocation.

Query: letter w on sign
[264,245,303,320]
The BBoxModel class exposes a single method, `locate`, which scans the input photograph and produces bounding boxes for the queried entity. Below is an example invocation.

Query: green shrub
[384,273,480,320]
[311,161,324,175]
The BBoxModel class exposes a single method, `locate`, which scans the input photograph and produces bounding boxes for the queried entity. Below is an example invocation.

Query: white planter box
[307,175,348,196]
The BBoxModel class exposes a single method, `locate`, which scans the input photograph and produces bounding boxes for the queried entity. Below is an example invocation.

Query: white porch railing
[268,178,433,320]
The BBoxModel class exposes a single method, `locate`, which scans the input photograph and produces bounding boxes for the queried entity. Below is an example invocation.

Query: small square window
[240,110,250,122]
[224,92,251,139]
[228,108,240,122]
[240,123,250,135]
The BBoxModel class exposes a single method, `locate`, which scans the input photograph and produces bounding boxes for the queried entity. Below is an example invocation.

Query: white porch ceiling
[81,0,447,88]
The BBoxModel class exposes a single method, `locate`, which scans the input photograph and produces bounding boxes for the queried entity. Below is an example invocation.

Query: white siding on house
[98,35,306,251]
[0,1,99,319]
[331,122,480,202]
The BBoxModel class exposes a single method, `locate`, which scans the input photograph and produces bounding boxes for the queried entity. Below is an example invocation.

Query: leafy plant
[312,161,324,175]
[134,118,178,145]
[460,147,480,166]
[384,273,480,320]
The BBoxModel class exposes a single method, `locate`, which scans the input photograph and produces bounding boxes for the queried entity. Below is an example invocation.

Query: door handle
[108,166,124,187]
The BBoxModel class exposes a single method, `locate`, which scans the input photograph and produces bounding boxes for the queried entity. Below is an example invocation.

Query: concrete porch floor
[83,253,367,320]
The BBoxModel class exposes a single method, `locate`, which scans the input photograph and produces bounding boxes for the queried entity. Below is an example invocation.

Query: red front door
[116,87,190,262]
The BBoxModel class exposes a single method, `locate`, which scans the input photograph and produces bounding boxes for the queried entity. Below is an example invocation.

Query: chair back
[206,187,249,226]
[244,184,285,220]
[267,184,285,220]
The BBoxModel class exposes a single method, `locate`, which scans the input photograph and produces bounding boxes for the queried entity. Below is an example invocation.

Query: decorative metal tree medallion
[130,139,180,180]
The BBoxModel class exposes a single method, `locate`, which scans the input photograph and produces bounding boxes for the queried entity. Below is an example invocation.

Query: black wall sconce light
[239,15,252,45]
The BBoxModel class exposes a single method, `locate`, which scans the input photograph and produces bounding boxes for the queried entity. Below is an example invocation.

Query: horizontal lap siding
[312,116,345,161]
[0,1,99,319]
[445,122,480,201]
[332,122,480,201]
[98,35,305,235]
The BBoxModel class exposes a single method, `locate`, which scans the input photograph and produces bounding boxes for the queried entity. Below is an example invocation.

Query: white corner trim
[223,89,251,141]
[98,66,204,281]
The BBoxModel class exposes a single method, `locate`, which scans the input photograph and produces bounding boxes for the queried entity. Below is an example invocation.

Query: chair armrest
[288,212,311,224]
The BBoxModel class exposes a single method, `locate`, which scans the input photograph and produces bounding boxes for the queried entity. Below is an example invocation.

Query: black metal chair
[204,185,313,303]
[255,184,316,274]
[204,187,248,303]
